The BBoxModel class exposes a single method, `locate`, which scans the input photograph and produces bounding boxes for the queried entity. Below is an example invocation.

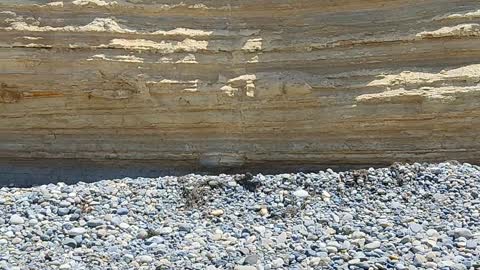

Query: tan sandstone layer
[0,0,480,173]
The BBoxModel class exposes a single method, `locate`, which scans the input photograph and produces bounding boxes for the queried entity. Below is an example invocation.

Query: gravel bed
[0,161,479,269]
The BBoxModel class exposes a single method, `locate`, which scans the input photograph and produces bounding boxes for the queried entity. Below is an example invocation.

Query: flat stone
[208,180,221,187]
[159,227,173,234]
[119,223,130,230]
[87,219,104,228]
[9,215,24,225]
[259,208,269,216]
[68,227,86,236]
[453,228,473,239]
[73,235,83,245]
[211,209,224,217]
[57,208,70,216]
[253,226,266,235]
[137,229,148,239]
[413,254,427,266]
[136,255,154,263]
[0,162,478,269]
[62,238,77,248]
[426,229,439,238]
[59,264,71,270]
[244,254,259,265]
[271,258,284,268]
[96,229,108,238]
[364,241,381,251]
[293,189,309,198]
[437,260,456,268]
[11,237,22,244]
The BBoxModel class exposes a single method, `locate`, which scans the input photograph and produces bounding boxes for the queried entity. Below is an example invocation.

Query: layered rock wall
[1,0,480,172]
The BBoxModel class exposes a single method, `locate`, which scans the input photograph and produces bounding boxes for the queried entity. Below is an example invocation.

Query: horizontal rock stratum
[1,0,480,173]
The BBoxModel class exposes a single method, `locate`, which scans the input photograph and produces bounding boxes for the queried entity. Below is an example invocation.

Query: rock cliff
[1,0,480,175]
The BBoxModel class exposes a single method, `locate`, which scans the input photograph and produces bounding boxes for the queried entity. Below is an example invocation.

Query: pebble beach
[0,161,479,269]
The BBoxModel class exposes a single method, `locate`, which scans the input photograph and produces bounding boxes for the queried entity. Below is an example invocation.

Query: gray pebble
[293,189,309,198]
[68,227,86,236]
[116,208,129,215]
[364,241,381,251]
[409,223,423,233]
[62,238,77,248]
[0,162,477,269]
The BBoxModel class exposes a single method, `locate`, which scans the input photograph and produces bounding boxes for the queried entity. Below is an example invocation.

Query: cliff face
[1,0,480,172]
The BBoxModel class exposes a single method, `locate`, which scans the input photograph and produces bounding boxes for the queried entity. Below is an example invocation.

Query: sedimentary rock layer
[0,0,480,171]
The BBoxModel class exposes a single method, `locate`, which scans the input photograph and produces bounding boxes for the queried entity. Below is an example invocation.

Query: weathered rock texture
[1,0,480,173]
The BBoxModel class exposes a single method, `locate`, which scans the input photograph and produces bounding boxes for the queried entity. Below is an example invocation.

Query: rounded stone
[68,227,86,236]
[57,208,70,216]
[136,255,154,263]
[293,189,309,198]
[116,208,129,215]
[409,223,423,233]
[364,241,381,251]
[9,215,24,225]
[87,219,104,228]
[211,209,224,217]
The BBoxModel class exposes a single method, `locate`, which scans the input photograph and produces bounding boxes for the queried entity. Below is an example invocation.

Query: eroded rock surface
[0,0,479,169]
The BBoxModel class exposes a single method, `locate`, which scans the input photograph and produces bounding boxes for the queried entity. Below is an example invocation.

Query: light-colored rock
[9,215,24,225]
[211,209,224,217]
[259,208,269,217]
[0,0,479,177]
[59,264,71,270]
[453,228,473,238]
[234,266,256,270]
[136,255,154,264]
[293,189,309,198]
[364,241,381,251]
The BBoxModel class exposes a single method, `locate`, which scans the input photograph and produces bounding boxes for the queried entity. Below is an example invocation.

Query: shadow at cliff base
[0,158,392,188]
